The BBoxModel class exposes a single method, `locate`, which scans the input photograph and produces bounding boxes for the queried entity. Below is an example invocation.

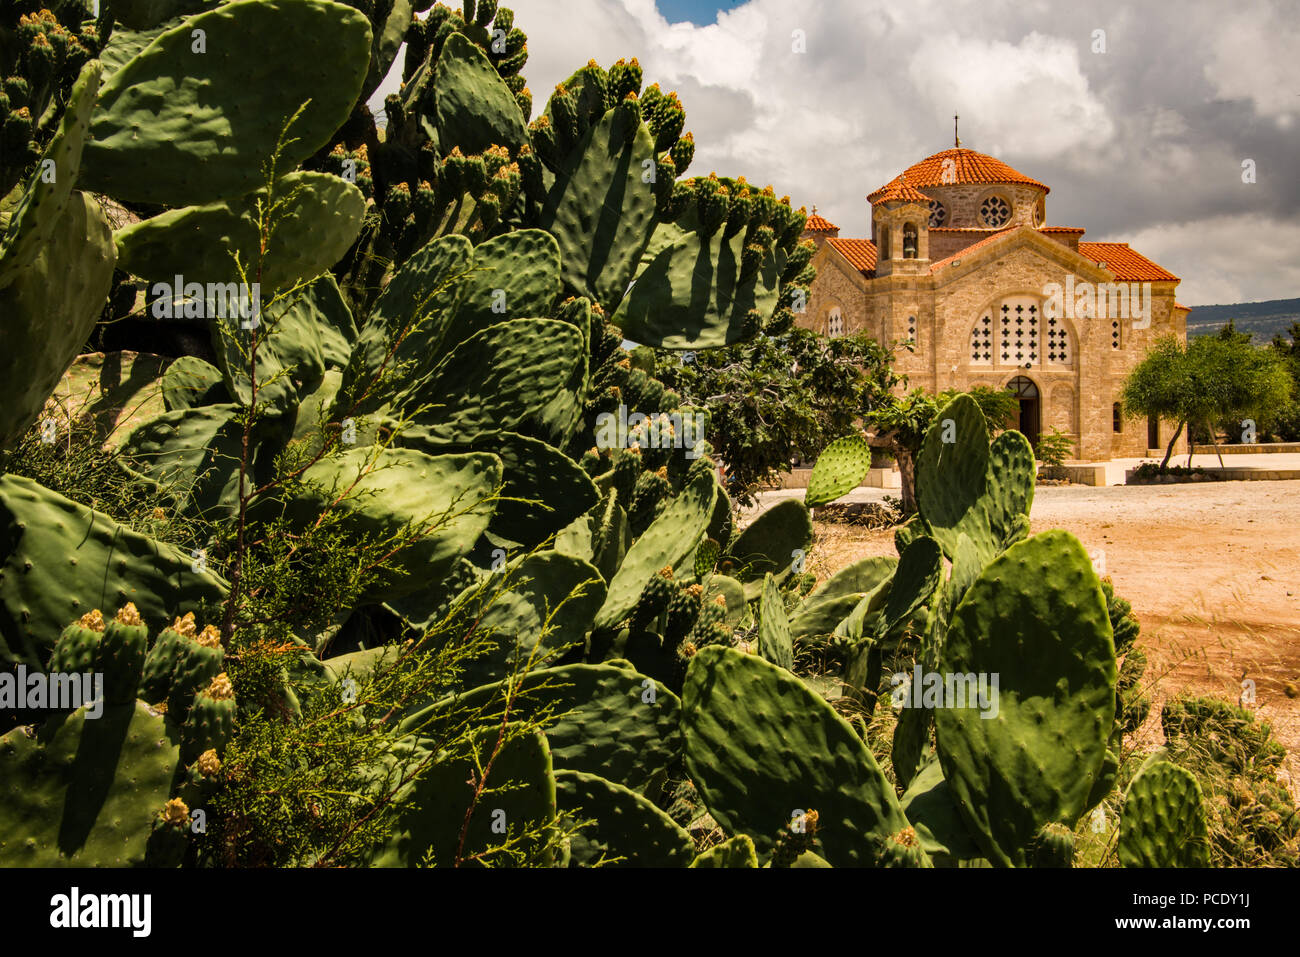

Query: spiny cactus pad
[758,573,794,671]
[915,394,1034,565]
[291,448,501,603]
[805,434,872,509]
[0,475,229,668]
[934,530,1116,867]
[556,769,695,867]
[688,833,758,868]
[0,701,181,866]
[682,645,928,867]
[594,469,717,631]
[724,498,812,583]
[113,171,366,294]
[82,0,374,205]
[1117,760,1211,868]
[370,727,556,867]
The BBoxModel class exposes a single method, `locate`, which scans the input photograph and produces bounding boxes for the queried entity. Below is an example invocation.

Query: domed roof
[869,148,1048,201]
[871,178,932,205]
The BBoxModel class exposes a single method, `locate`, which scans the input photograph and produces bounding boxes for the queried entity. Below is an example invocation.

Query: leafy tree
[1265,323,1300,441]
[1035,428,1075,479]
[654,329,900,505]
[1122,334,1294,469]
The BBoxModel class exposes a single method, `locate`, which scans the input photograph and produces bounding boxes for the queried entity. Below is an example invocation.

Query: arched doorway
[1006,376,1041,449]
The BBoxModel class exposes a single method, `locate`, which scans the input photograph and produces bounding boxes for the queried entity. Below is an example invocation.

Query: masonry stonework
[800,147,1190,463]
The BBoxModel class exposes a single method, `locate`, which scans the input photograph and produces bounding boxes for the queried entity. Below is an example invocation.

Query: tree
[1266,323,1300,441]
[1122,334,1294,469]
[654,329,900,506]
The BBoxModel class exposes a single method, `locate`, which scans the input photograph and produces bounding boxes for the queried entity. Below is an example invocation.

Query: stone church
[799,143,1190,461]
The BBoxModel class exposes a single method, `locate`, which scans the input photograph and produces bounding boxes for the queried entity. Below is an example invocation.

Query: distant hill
[1186,298,1300,343]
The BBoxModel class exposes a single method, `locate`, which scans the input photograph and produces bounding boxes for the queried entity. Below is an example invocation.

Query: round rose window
[980,195,1011,227]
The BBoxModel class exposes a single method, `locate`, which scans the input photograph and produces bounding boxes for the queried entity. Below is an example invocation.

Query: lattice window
[827,308,843,337]
[970,314,993,365]
[1111,319,1121,350]
[1046,316,1072,365]
[999,300,1039,367]
[907,315,917,344]
[980,195,1011,227]
[928,200,947,228]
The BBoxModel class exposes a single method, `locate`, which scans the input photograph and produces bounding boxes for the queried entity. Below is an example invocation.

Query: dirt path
[798,480,1300,782]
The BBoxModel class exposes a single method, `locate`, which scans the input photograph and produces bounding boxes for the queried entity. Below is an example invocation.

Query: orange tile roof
[1078,242,1179,282]
[1175,302,1191,311]
[870,148,1048,200]
[804,213,839,232]
[929,228,1015,272]
[826,237,877,276]
[1040,226,1085,234]
[871,179,932,204]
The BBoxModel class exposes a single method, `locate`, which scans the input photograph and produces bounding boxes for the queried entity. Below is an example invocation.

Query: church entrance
[1006,376,1040,449]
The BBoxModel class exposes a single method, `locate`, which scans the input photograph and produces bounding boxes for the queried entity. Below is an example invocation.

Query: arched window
[827,307,843,338]
[997,296,1040,367]
[1113,403,1122,433]
[903,224,918,259]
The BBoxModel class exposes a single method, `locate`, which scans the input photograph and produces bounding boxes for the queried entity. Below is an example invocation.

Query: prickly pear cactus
[682,646,928,867]
[1117,760,1211,868]
[0,700,182,866]
[805,433,872,508]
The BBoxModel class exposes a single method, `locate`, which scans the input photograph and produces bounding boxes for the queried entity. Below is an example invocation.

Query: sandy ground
[754,480,1300,783]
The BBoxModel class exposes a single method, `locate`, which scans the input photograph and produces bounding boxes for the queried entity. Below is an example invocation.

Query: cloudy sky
[376,0,1300,306]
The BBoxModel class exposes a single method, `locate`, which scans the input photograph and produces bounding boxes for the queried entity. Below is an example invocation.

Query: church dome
[869,148,1049,200]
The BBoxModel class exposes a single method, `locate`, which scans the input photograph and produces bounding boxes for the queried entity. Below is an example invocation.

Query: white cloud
[907,32,1114,158]
[1203,2,1300,121]
[370,0,1297,305]
[1119,214,1300,304]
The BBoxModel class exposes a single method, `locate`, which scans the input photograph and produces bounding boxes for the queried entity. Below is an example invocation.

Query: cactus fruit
[805,433,872,509]
[1117,760,1211,868]
[47,609,106,676]
[182,672,236,760]
[96,603,150,705]
[682,646,928,867]
[166,625,225,722]
[632,565,675,629]
[140,614,197,704]
[1027,822,1075,868]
